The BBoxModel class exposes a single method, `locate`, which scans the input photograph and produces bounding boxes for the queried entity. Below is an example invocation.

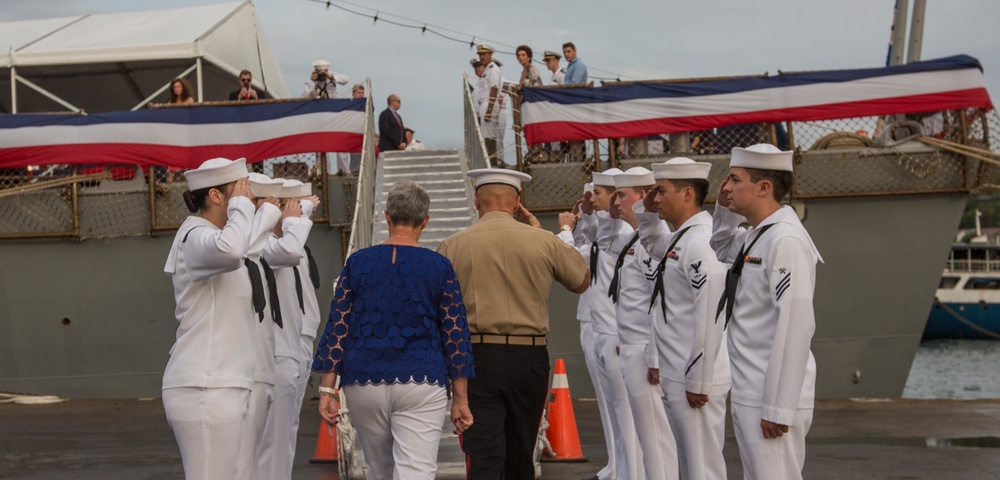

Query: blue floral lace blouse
[312,244,474,387]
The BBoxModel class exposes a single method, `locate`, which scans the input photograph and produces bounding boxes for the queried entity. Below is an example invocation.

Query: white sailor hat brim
[613,167,654,188]
[652,157,713,180]
[312,59,331,70]
[248,172,283,198]
[467,168,532,191]
[280,179,312,198]
[184,157,249,191]
[730,143,794,172]
[591,168,623,187]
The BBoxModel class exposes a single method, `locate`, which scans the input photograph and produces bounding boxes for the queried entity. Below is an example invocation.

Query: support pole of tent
[9,65,16,114]
[907,0,926,64]
[196,57,204,103]
[132,63,200,111]
[890,0,909,66]
[14,74,82,113]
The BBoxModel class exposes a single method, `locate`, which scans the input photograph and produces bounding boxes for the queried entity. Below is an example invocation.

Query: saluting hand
[642,187,658,214]
[716,177,732,208]
[558,212,576,231]
[231,177,253,200]
[580,191,595,215]
[281,196,303,219]
[516,204,542,229]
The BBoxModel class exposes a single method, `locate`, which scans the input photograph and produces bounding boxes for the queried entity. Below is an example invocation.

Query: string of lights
[304,0,634,82]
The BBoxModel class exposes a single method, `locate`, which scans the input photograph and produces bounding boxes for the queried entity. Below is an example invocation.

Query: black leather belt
[470,333,547,346]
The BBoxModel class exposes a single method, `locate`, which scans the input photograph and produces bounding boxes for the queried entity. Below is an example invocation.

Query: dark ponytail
[182,182,237,213]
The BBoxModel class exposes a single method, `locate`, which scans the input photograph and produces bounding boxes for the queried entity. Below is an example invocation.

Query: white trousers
[256,356,303,480]
[619,344,678,480]
[731,403,813,480]
[580,321,616,480]
[344,382,448,480]
[662,380,729,480]
[593,331,641,480]
[236,382,273,480]
[163,387,250,480]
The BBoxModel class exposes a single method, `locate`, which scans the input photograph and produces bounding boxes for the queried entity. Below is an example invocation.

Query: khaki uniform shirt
[437,211,588,336]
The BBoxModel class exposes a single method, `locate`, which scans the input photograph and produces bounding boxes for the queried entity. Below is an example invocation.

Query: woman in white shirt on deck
[162,157,258,480]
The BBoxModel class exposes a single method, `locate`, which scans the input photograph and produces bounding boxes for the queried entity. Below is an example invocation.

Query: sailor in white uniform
[711,144,822,480]
[162,158,256,480]
[636,158,729,480]
[543,50,566,86]
[576,168,642,480]
[257,180,319,480]
[233,173,285,479]
[597,167,677,480]
[557,183,616,480]
[476,44,507,166]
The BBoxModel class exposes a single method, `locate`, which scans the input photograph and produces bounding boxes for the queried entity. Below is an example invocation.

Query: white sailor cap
[470,56,483,66]
[312,59,331,70]
[280,179,312,198]
[477,44,495,54]
[467,168,532,191]
[184,157,248,191]
[583,182,594,194]
[591,168,623,187]
[543,50,562,60]
[730,143,794,172]
[248,172,283,198]
[613,167,654,188]
[652,157,713,180]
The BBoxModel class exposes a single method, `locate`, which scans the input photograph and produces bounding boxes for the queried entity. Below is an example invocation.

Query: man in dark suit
[378,94,406,152]
[229,69,268,101]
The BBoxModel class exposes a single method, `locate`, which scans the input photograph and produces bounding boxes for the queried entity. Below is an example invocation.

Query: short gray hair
[386,181,429,227]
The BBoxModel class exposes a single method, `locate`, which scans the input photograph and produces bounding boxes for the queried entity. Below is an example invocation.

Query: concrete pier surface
[1,397,998,479]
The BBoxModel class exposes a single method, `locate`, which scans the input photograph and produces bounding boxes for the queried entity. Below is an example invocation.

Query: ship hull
[925,302,1000,339]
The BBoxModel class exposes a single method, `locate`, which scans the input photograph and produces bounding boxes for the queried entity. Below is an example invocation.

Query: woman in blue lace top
[313,181,474,479]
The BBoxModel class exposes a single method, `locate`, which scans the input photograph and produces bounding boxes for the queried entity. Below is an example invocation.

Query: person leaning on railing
[313,180,474,480]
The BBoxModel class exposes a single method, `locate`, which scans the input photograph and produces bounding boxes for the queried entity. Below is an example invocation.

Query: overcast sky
[3,0,998,149]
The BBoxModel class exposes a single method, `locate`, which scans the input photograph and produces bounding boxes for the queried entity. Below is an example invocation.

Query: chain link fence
[0,153,333,240]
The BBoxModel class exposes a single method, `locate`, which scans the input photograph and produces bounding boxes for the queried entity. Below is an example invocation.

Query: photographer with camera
[229,70,268,101]
[301,60,349,99]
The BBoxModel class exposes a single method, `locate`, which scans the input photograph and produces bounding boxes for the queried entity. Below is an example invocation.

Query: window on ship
[939,276,961,289]
[964,278,1000,290]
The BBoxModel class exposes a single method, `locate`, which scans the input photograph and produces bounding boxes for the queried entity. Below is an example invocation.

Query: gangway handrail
[463,73,492,172]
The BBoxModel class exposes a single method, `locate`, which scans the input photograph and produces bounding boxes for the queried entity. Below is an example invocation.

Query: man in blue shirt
[563,42,588,85]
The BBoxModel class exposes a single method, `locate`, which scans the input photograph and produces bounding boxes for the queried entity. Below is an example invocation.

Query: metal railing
[345,81,377,257]
[463,73,492,172]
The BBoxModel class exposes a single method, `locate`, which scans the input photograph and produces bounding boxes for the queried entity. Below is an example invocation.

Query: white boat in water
[926,242,1000,339]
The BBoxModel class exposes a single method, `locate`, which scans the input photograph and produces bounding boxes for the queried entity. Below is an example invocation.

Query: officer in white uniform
[576,168,642,480]
[711,144,822,480]
[233,173,285,479]
[476,44,507,167]
[543,50,566,86]
[257,180,319,480]
[557,183,616,480]
[597,167,677,480]
[636,158,729,480]
[162,158,256,480]
[301,59,349,99]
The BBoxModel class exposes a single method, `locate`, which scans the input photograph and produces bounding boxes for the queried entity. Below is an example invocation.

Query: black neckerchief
[607,232,641,304]
[649,226,693,319]
[259,257,283,328]
[716,223,775,329]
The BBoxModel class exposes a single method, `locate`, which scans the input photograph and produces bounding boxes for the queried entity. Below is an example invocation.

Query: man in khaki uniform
[438,168,590,480]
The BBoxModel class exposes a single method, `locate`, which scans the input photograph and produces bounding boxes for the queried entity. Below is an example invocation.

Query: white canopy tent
[0,1,289,114]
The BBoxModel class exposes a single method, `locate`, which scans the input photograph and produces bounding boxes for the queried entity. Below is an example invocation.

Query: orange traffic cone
[541,358,588,463]
[310,420,339,463]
